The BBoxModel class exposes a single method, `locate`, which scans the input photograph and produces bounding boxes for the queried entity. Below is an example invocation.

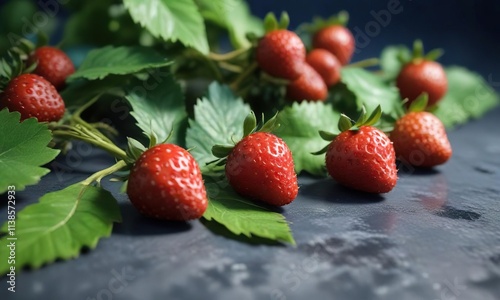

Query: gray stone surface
[1,107,500,300]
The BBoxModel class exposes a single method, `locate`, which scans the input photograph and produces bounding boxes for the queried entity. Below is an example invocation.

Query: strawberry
[396,40,448,107]
[212,112,298,206]
[396,60,447,107]
[306,48,342,87]
[317,106,398,193]
[256,29,306,80]
[226,132,298,206]
[286,63,328,102]
[29,46,75,90]
[312,25,355,65]
[127,144,208,221]
[391,111,452,167]
[0,74,65,122]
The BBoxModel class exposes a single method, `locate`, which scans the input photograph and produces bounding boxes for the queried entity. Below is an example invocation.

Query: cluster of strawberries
[129,28,453,221]
[256,14,354,102]
[127,115,298,221]
[0,45,74,122]
[0,17,452,223]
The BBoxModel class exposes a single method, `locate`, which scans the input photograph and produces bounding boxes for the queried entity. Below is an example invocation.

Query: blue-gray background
[247,0,500,79]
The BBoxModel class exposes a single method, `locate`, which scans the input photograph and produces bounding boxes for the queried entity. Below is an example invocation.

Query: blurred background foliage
[1,0,499,78]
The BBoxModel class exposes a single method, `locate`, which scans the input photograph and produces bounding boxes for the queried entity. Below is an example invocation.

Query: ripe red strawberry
[29,46,75,90]
[127,144,208,221]
[390,111,452,167]
[286,63,328,102]
[306,49,342,86]
[256,29,306,80]
[396,59,448,107]
[0,74,65,122]
[326,126,397,193]
[225,132,298,206]
[313,25,355,65]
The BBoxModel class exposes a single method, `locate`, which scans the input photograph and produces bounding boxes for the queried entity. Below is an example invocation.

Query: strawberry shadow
[299,178,386,203]
[200,218,285,246]
[113,202,192,235]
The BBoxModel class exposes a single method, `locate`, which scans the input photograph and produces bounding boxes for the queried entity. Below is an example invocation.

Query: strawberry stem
[208,48,250,62]
[412,39,424,59]
[81,160,128,186]
[218,61,243,73]
[52,129,129,162]
[230,62,257,91]
[347,58,380,69]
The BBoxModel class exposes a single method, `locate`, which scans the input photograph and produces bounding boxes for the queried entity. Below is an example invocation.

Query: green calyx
[337,105,383,133]
[264,11,290,33]
[125,126,175,163]
[300,11,349,34]
[0,39,37,91]
[211,110,281,159]
[399,39,444,65]
[313,105,382,155]
[126,137,147,161]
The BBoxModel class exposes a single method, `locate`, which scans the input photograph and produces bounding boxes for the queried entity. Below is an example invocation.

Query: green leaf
[274,102,340,176]
[203,174,294,244]
[339,67,404,119]
[198,0,263,48]
[68,46,172,82]
[62,0,143,48]
[379,45,411,81]
[186,82,251,170]
[433,66,500,128]
[123,0,209,54]
[0,109,59,194]
[0,183,121,274]
[125,75,187,146]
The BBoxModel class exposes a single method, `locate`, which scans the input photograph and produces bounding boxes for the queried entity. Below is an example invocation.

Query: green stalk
[81,160,128,186]
[347,58,380,69]
[230,62,257,91]
[52,130,129,162]
[208,48,250,61]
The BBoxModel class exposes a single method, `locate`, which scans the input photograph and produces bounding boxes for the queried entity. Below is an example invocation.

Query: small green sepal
[259,111,280,133]
[311,144,330,156]
[319,130,337,141]
[408,93,429,113]
[212,144,235,158]
[264,12,279,32]
[363,105,382,126]
[243,111,257,137]
[126,137,147,161]
[338,114,354,132]
[425,48,444,61]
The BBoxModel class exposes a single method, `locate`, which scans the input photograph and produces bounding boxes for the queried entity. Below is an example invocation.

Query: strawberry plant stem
[81,160,128,186]
[347,58,380,68]
[218,61,243,73]
[52,130,129,161]
[230,62,257,90]
[208,48,249,61]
